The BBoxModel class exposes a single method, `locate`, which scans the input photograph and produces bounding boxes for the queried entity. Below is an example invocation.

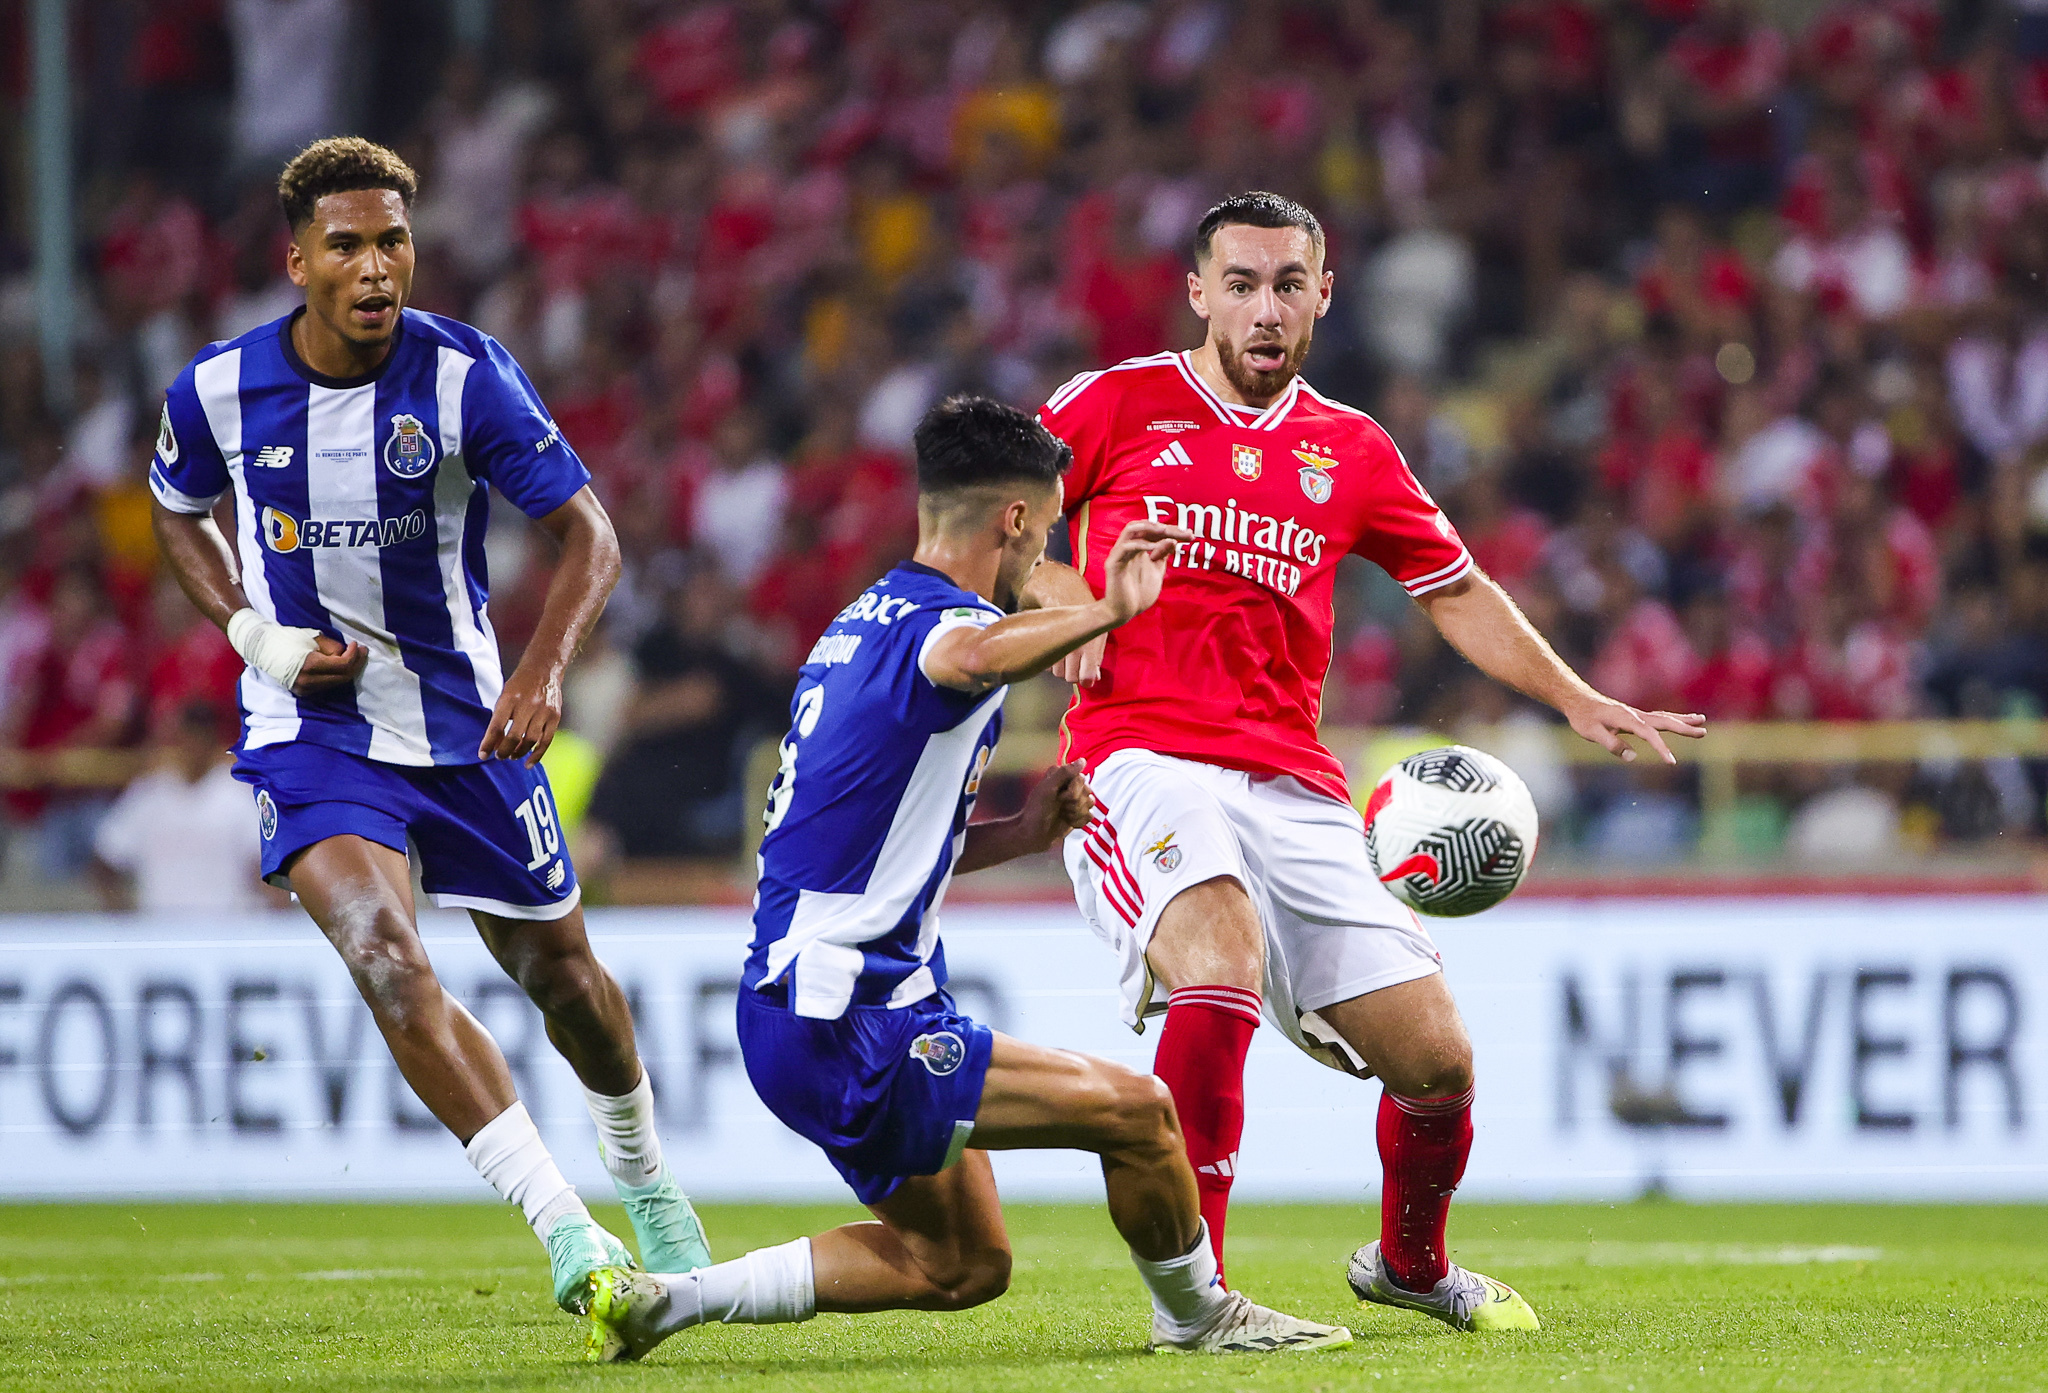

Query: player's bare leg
[1318,975,1536,1331]
[475,907,640,1094]
[474,907,713,1274]
[288,835,635,1310]
[1144,875,1265,1276]
[583,1035,1350,1360]
[293,836,519,1137]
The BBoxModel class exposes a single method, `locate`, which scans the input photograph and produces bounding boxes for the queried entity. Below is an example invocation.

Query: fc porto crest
[1294,443,1338,504]
[384,413,437,479]
[909,1031,966,1076]
[256,789,278,840]
[1232,444,1263,481]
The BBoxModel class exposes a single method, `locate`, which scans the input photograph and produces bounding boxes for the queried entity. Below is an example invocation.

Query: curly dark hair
[277,137,418,232]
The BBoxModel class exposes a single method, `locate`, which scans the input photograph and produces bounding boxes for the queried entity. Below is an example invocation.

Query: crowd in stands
[4,0,2048,886]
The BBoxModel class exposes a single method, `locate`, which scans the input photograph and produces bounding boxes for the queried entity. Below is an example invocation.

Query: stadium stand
[1,0,2046,902]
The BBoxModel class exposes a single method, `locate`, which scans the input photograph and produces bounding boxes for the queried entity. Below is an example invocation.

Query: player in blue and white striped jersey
[581,398,1350,1362]
[149,137,707,1319]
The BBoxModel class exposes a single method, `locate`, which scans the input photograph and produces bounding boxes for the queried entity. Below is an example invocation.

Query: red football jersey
[1039,351,1472,803]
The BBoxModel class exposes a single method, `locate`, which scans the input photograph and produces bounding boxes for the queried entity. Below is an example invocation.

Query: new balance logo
[545,862,567,891]
[1196,1152,1238,1178]
[250,445,295,469]
[1151,440,1195,469]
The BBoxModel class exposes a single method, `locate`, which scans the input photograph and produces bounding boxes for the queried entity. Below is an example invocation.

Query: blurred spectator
[1,565,140,878]
[91,700,271,913]
[690,408,788,589]
[1925,586,2048,717]
[586,574,775,860]
[227,0,350,172]
[8,0,2048,876]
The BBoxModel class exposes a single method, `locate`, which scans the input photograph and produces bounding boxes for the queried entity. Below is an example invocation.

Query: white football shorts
[1061,749,1442,1071]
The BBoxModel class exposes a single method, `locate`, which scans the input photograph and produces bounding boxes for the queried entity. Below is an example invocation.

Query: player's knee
[332,905,436,1008]
[1384,1037,1473,1099]
[927,1246,1011,1310]
[1102,1067,1180,1152]
[515,947,604,1018]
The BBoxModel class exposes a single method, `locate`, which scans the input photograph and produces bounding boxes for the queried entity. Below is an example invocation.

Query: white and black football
[1363,745,1539,916]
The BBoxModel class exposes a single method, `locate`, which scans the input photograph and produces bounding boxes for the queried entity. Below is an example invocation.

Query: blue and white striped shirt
[746,563,1006,1019]
[150,309,590,766]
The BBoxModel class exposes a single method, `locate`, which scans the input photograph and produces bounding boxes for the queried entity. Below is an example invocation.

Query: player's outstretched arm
[1019,561,1107,686]
[923,521,1191,694]
[478,486,622,765]
[1418,568,1706,764]
[955,761,1093,873]
[151,501,367,694]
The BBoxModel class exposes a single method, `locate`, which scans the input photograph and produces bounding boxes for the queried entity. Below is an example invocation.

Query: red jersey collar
[1172,350,1303,432]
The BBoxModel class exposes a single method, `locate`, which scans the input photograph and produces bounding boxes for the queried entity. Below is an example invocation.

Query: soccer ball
[1363,745,1538,916]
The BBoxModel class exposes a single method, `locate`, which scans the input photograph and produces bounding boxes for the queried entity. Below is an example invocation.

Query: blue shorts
[232,742,581,920]
[737,985,994,1205]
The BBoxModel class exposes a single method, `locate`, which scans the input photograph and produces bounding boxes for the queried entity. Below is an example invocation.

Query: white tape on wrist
[226,608,323,690]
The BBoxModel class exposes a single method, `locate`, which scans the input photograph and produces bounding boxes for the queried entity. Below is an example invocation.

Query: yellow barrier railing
[967,719,2048,826]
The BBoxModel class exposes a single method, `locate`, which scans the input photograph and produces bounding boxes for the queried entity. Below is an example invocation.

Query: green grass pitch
[0,1201,2040,1391]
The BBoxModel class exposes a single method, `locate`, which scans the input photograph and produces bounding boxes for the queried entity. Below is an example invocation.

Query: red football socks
[1152,985,1261,1278]
[1376,1084,1475,1292]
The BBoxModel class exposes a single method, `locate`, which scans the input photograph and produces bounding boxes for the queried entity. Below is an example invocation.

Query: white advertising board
[0,899,2041,1201]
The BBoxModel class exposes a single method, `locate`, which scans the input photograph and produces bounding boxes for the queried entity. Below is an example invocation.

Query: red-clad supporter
[142,578,242,741]
[1589,590,1697,716]
[96,171,213,327]
[1597,372,1717,547]
[1635,205,1756,334]
[1679,590,1775,720]
[1454,473,1553,600]
[19,0,2048,880]
[1,566,140,826]
[634,2,743,120]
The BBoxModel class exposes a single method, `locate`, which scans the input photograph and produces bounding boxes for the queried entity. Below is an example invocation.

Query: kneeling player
[583,397,1350,1361]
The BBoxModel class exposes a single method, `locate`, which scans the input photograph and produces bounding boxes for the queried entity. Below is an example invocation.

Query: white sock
[647,1237,816,1335]
[583,1072,664,1190]
[465,1101,589,1240]
[1131,1220,1230,1337]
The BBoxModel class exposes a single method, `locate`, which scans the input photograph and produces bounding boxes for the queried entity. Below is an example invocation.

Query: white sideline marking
[1447,1241,1883,1267]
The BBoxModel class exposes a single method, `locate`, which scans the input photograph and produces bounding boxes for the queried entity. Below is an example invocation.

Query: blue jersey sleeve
[147,366,229,515]
[907,602,1002,690]
[461,335,592,518]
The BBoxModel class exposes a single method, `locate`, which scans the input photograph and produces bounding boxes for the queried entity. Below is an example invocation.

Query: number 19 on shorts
[512,785,561,870]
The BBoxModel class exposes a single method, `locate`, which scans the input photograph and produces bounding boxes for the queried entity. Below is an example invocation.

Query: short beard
[1216,327,1312,403]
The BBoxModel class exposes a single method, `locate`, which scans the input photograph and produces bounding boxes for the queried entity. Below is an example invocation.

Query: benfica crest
[1293,444,1338,504]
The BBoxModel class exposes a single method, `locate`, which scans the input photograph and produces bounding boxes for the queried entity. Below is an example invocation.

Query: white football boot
[1150,1291,1354,1354]
[1347,1239,1540,1332]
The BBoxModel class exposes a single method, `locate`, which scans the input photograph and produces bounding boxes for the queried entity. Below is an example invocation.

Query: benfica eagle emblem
[1294,444,1338,504]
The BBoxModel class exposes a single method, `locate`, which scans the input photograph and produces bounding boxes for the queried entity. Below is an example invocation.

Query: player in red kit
[1031,193,1705,1333]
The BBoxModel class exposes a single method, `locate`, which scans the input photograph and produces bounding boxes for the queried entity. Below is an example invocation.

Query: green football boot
[546,1214,637,1315]
[615,1164,713,1274]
